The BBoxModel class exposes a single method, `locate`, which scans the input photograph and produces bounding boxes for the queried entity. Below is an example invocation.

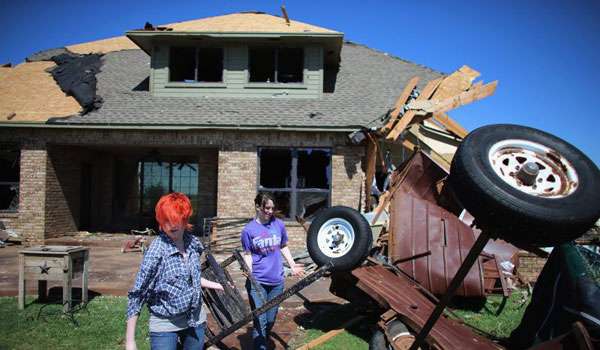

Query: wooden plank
[82,250,89,303]
[432,65,480,100]
[381,76,420,133]
[408,81,498,116]
[295,315,364,350]
[431,113,468,138]
[18,253,25,310]
[386,78,443,141]
[63,254,73,312]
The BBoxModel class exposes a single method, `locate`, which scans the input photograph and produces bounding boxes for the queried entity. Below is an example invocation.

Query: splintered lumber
[381,76,420,133]
[295,315,365,350]
[432,65,480,100]
[386,77,443,141]
[407,81,498,115]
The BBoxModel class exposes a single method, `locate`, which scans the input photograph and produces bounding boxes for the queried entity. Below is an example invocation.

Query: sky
[1,0,599,165]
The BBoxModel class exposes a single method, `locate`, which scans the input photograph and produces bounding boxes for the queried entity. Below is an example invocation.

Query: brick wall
[0,128,365,249]
[17,142,47,244]
[45,146,82,237]
[517,251,548,283]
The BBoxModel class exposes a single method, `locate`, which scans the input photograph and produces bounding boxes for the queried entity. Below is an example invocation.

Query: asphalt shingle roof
[54,42,443,130]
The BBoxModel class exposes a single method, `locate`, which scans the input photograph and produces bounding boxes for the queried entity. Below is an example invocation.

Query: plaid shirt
[127,232,203,327]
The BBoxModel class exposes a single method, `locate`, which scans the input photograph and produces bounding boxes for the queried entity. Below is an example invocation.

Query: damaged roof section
[49,53,104,114]
[0,61,81,122]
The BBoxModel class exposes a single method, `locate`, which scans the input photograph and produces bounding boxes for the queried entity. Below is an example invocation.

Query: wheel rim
[317,218,355,258]
[488,139,579,198]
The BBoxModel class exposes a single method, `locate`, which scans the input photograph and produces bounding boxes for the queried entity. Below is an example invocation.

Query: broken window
[169,47,223,82]
[0,145,19,211]
[258,148,330,219]
[138,161,199,217]
[249,47,303,83]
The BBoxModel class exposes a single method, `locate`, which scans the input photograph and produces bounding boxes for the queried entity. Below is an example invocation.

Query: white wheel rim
[488,139,579,198]
[317,218,355,258]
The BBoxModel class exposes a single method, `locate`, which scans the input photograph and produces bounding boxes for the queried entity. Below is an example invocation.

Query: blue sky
[1,0,599,165]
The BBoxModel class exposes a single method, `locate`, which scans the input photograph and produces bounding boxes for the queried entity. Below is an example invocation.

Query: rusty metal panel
[389,190,486,297]
[352,266,500,349]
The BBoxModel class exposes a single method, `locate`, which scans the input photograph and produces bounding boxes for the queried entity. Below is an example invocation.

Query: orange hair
[155,192,193,231]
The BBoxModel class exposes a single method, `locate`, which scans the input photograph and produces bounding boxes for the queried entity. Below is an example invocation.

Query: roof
[0,12,443,130]
[0,61,80,122]
[51,42,442,129]
[68,12,341,55]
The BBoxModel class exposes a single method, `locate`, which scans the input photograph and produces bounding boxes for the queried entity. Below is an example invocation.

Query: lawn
[0,291,530,349]
[0,296,150,350]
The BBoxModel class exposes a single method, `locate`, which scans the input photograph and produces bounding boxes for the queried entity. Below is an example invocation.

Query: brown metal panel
[389,191,485,297]
[352,266,500,350]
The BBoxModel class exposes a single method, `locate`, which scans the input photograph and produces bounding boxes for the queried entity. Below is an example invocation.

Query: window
[138,161,199,216]
[249,48,303,83]
[169,47,223,82]
[258,148,331,219]
[0,145,19,212]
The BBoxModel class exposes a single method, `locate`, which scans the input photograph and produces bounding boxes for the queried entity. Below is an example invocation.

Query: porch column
[18,142,48,245]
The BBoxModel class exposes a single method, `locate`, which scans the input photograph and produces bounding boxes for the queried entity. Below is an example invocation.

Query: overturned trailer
[303,66,600,349]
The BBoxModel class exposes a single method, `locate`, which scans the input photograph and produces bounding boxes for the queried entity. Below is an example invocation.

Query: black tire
[307,206,372,271]
[369,320,411,350]
[449,124,600,246]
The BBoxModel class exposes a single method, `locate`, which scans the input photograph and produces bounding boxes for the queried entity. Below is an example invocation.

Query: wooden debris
[295,315,365,350]
[381,65,497,142]
[386,77,443,141]
[381,76,420,134]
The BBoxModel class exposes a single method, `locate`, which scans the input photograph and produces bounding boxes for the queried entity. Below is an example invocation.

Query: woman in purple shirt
[241,193,304,350]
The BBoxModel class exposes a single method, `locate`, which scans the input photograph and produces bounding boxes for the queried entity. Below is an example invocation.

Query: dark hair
[254,193,275,208]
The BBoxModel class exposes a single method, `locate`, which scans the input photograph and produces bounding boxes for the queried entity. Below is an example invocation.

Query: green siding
[150,44,323,98]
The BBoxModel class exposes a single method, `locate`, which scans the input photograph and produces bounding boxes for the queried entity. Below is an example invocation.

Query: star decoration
[39,261,51,274]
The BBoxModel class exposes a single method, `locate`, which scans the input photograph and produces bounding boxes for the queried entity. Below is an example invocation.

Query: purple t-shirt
[241,218,288,285]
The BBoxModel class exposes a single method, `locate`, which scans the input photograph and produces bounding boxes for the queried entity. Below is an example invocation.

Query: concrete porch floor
[0,238,347,349]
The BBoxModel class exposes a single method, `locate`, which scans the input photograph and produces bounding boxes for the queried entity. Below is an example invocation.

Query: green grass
[0,296,150,350]
[449,290,531,339]
[0,291,530,350]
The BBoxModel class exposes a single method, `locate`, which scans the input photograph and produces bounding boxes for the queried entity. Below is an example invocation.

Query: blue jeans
[245,279,285,350]
[150,323,205,350]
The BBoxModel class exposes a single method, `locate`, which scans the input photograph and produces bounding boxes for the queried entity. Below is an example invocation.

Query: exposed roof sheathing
[162,12,340,33]
[68,12,341,55]
[0,62,80,122]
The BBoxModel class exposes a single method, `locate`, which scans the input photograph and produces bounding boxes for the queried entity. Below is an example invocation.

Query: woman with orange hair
[125,192,221,350]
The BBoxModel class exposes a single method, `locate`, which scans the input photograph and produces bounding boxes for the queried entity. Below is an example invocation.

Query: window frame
[138,160,200,217]
[168,46,224,83]
[248,47,305,84]
[257,147,331,220]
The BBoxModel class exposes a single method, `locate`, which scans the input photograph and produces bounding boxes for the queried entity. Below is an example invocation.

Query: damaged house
[0,12,463,250]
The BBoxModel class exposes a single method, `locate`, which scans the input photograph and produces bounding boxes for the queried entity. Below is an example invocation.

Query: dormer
[126,12,343,98]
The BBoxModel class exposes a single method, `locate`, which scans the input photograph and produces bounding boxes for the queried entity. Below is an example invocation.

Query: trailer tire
[369,320,413,350]
[449,124,600,246]
[307,206,372,271]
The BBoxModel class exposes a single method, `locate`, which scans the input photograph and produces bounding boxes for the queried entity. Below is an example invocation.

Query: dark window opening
[249,48,275,82]
[258,147,330,220]
[197,48,223,82]
[259,149,292,188]
[249,47,303,83]
[169,47,223,82]
[297,149,331,189]
[138,161,199,216]
[277,48,303,83]
[0,145,19,211]
[170,47,196,82]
